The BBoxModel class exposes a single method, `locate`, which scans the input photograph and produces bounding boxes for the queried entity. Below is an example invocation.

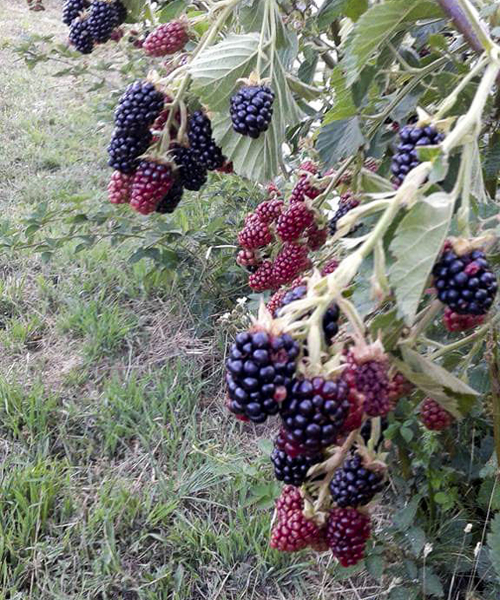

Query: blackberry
[443,307,485,332]
[230,85,275,139]
[143,21,189,57]
[130,159,174,215]
[107,128,153,174]
[255,199,284,224]
[280,377,350,452]
[114,0,127,25]
[276,203,315,242]
[275,426,316,459]
[306,224,328,251]
[290,175,322,203]
[360,417,389,448]
[69,17,94,54]
[276,484,303,518]
[391,124,444,187]
[225,330,300,423]
[248,260,276,292]
[62,0,89,26]
[344,352,391,417]
[270,508,322,552]
[114,81,165,130]
[276,284,340,345]
[329,193,360,236]
[188,111,225,171]
[329,454,385,508]
[326,508,371,567]
[238,214,273,250]
[156,179,184,214]
[271,443,322,486]
[87,0,119,44]
[108,171,132,204]
[432,248,497,315]
[171,145,207,191]
[420,398,454,431]
[273,243,311,286]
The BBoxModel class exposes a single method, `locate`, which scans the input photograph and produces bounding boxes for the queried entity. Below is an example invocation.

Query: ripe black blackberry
[329,454,385,508]
[156,179,184,214]
[107,128,152,174]
[69,18,94,54]
[188,111,225,171]
[391,124,444,187]
[87,0,119,43]
[114,0,127,25]
[329,193,360,236]
[62,0,89,26]
[114,81,165,130]
[432,248,497,315]
[230,85,275,139]
[280,377,350,452]
[271,441,322,486]
[171,145,207,191]
[225,330,300,424]
[276,285,340,345]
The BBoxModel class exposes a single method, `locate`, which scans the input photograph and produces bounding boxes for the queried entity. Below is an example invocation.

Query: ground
[0,2,379,598]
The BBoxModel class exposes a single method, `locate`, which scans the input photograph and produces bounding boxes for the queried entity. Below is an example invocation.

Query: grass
[0,2,380,598]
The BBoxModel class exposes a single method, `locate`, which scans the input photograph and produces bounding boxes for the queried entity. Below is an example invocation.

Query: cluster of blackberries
[329,191,360,236]
[433,248,497,316]
[236,163,329,292]
[230,85,275,139]
[107,79,229,214]
[391,124,444,187]
[64,0,127,54]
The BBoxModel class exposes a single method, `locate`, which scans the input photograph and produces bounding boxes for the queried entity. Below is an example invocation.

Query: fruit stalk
[437,0,493,54]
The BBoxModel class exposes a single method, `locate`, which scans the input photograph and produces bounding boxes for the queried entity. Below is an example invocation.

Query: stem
[337,297,366,342]
[457,142,473,237]
[437,0,493,54]
[401,300,443,347]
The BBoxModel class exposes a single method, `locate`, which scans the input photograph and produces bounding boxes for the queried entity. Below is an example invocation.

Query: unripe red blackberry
[344,352,391,417]
[443,307,485,332]
[339,385,364,433]
[420,398,454,431]
[143,21,189,56]
[255,199,284,224]
[299,161,318,175]
[329,192,360,236]
[248,261,276,292]
[188,111,225,171]
[69,17,94,54]
[108,171,132,204]
[266,182,282,198]
[155,179,184,214]
[171,145,207,191]
[275,427,316,459]
[273,243,311,286]
[225,330,300,423]
[290,175,322,203]
[236,249,261,271]
[329,454,385,508]
[271,444,322,486]
[62,0,89,26]
[238,215,273,250]
[130,159,174,215]
[280,377,350,452]
[216,160,234,174]
[270,508,322,552]
[432,248,497,316]
[87,0,119,44]
[326,508,371,567]
[306,223,328,251]
[276,203,315,242]
[391,124,444,187]
[230,85,275,139]
[107,128,153,174]
[321,259,339,276]
[114,80,165,130]
[275,284,340,345]
[275,485,303,517]
[387,372,414,407]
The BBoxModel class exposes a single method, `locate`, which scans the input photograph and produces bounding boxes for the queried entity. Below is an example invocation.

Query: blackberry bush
[329,454,385,508]
[432,248,497,315]
[230,85,275,138]
[225,330,300,423]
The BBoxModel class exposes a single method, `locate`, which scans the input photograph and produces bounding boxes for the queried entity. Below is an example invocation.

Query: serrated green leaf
[389,192,454,325]
[158,0,185,22]
[317,0,350,29]
[393,495,421,531]
[286,75,321,101]
[316,117,364,168]
[488,513,500,579]
[323,67,357,122]
[406,526,426,556]
[343,0,444,86]
[419,567,444,597]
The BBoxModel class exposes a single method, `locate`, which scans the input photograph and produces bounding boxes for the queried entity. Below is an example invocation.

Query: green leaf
[419,567,444,597]
[478,479,500,511]
[316,117,364,169]
[317,0,350,29]
[365,554,384,580]
[393,495,421,531]
[369,309,405,352]
[158,0,185,22]
[487,513,500,579]
[343,0,444,86]
[323,67,357,122]
[389,192,454,325]
[389,588,418,600]
[406,526,426,556]
[345,0,369,22]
